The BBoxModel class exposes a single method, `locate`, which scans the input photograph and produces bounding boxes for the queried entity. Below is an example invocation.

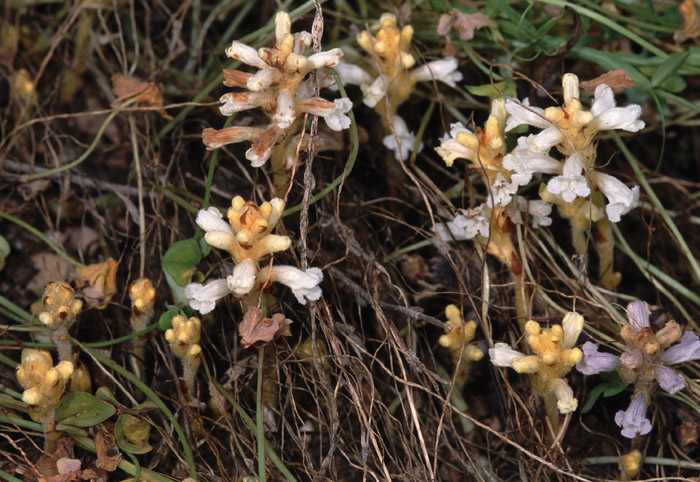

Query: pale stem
[595,216,618,290]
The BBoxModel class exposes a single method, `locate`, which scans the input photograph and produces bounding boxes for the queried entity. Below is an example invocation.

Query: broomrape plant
[334,13,462,161]
[202,11,352,194]
[184,196,323,315]
[577,300,700,439]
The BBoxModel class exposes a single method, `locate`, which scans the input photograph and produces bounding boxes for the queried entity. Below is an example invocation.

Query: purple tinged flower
[626,300,649,329]
[615,394,652,439]
[654,365,686,394]
[620,349,643,370]
[576,341,621,375]
[661,331,700,365]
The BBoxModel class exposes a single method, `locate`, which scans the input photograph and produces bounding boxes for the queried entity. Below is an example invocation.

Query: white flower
[525,127,563,153]
[383,115,423,161]
[226,259,258,297]
[515,197,552,228]
[246,145,273,168]
[272,89,297,129]
[264,265,323,305]
[197,207,237,252]
[546,154,591,202]
[504,98,549,131]
[185,279,231,315]
[489,343,526,367]
[590,84,645,132]
[196,207,232,234]
[551,377,578,414]
[434,205,490,241]
[225,41,267,69]
[435,122,474,167]
[246,68,279,92]
[593,172,640,222]
[562,312,584,349]
[487,173,518,207]
[502,143,560,187]
[296,97,352,131]
[361,76,386,108]
[332,61,374,88]
[409,57,463,88]
[306,48,344,70]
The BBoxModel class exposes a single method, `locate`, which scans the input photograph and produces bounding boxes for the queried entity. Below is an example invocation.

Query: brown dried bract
[580,70,634,91]
[239,306,292,348]
[223,69,252,88]
[76,258,118,309]
[111,74,171,119]
[437,10,497,41]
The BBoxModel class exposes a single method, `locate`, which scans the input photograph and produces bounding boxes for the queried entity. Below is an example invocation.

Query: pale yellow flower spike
[39,281,83,363]
[491,312,584,433]
[129,277,157,380]
[439,305,483,391]
[16,349,74,452]
[165,315,202,399]
[619,450,642,480]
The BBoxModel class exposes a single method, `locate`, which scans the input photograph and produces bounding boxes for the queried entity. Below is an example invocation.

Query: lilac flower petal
[661,331,700,365]
[615,394,652,439]
[576,341,621,375]
[654,365,685,395]
[626,300,650,329]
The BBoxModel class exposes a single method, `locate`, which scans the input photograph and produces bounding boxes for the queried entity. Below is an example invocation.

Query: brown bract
[239,306,292,348]
[580,69,634,91]
[76,258,118,309]
[111,73,171,119]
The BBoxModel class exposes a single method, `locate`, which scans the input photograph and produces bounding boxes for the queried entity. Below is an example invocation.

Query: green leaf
[0,235,9,271]
[158,310,178,331]
[465,80,517,100]
[55,392,115,428]
[115,414,153,454]
[660,75,687,93]
[651,51,690,88]
[581,383,607,413]
[162,238,201,286]
[602,382,629,398]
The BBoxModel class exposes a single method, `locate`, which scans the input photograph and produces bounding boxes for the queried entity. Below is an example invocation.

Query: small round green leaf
[162,238,202,286]
[55,392,116,427]
[158,309,178,331]
[115,414,153,454]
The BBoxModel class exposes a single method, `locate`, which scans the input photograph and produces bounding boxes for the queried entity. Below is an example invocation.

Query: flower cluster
[335,13,462,160]
[202,11,352,174]
[185,196,323,315]
[577,300,700,438]
[490,312,584,416]
[16,349,74,451]
[129,277,157,379]
[165,315,202,397]
[436,73,644,291]
[504,74,642,223]
[439,305,484,390]
[39,281,83,362]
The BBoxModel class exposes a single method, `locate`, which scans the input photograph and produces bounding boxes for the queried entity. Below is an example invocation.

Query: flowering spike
[39,281,83,362]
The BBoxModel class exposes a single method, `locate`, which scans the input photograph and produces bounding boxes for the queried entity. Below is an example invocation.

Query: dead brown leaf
[239,306,292,348]
[94,423,121,471]
[75,258,118,309]
[111,74,172,119]
[26,252,74,296]
[580,70,634,91]
[438,10,497,41]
